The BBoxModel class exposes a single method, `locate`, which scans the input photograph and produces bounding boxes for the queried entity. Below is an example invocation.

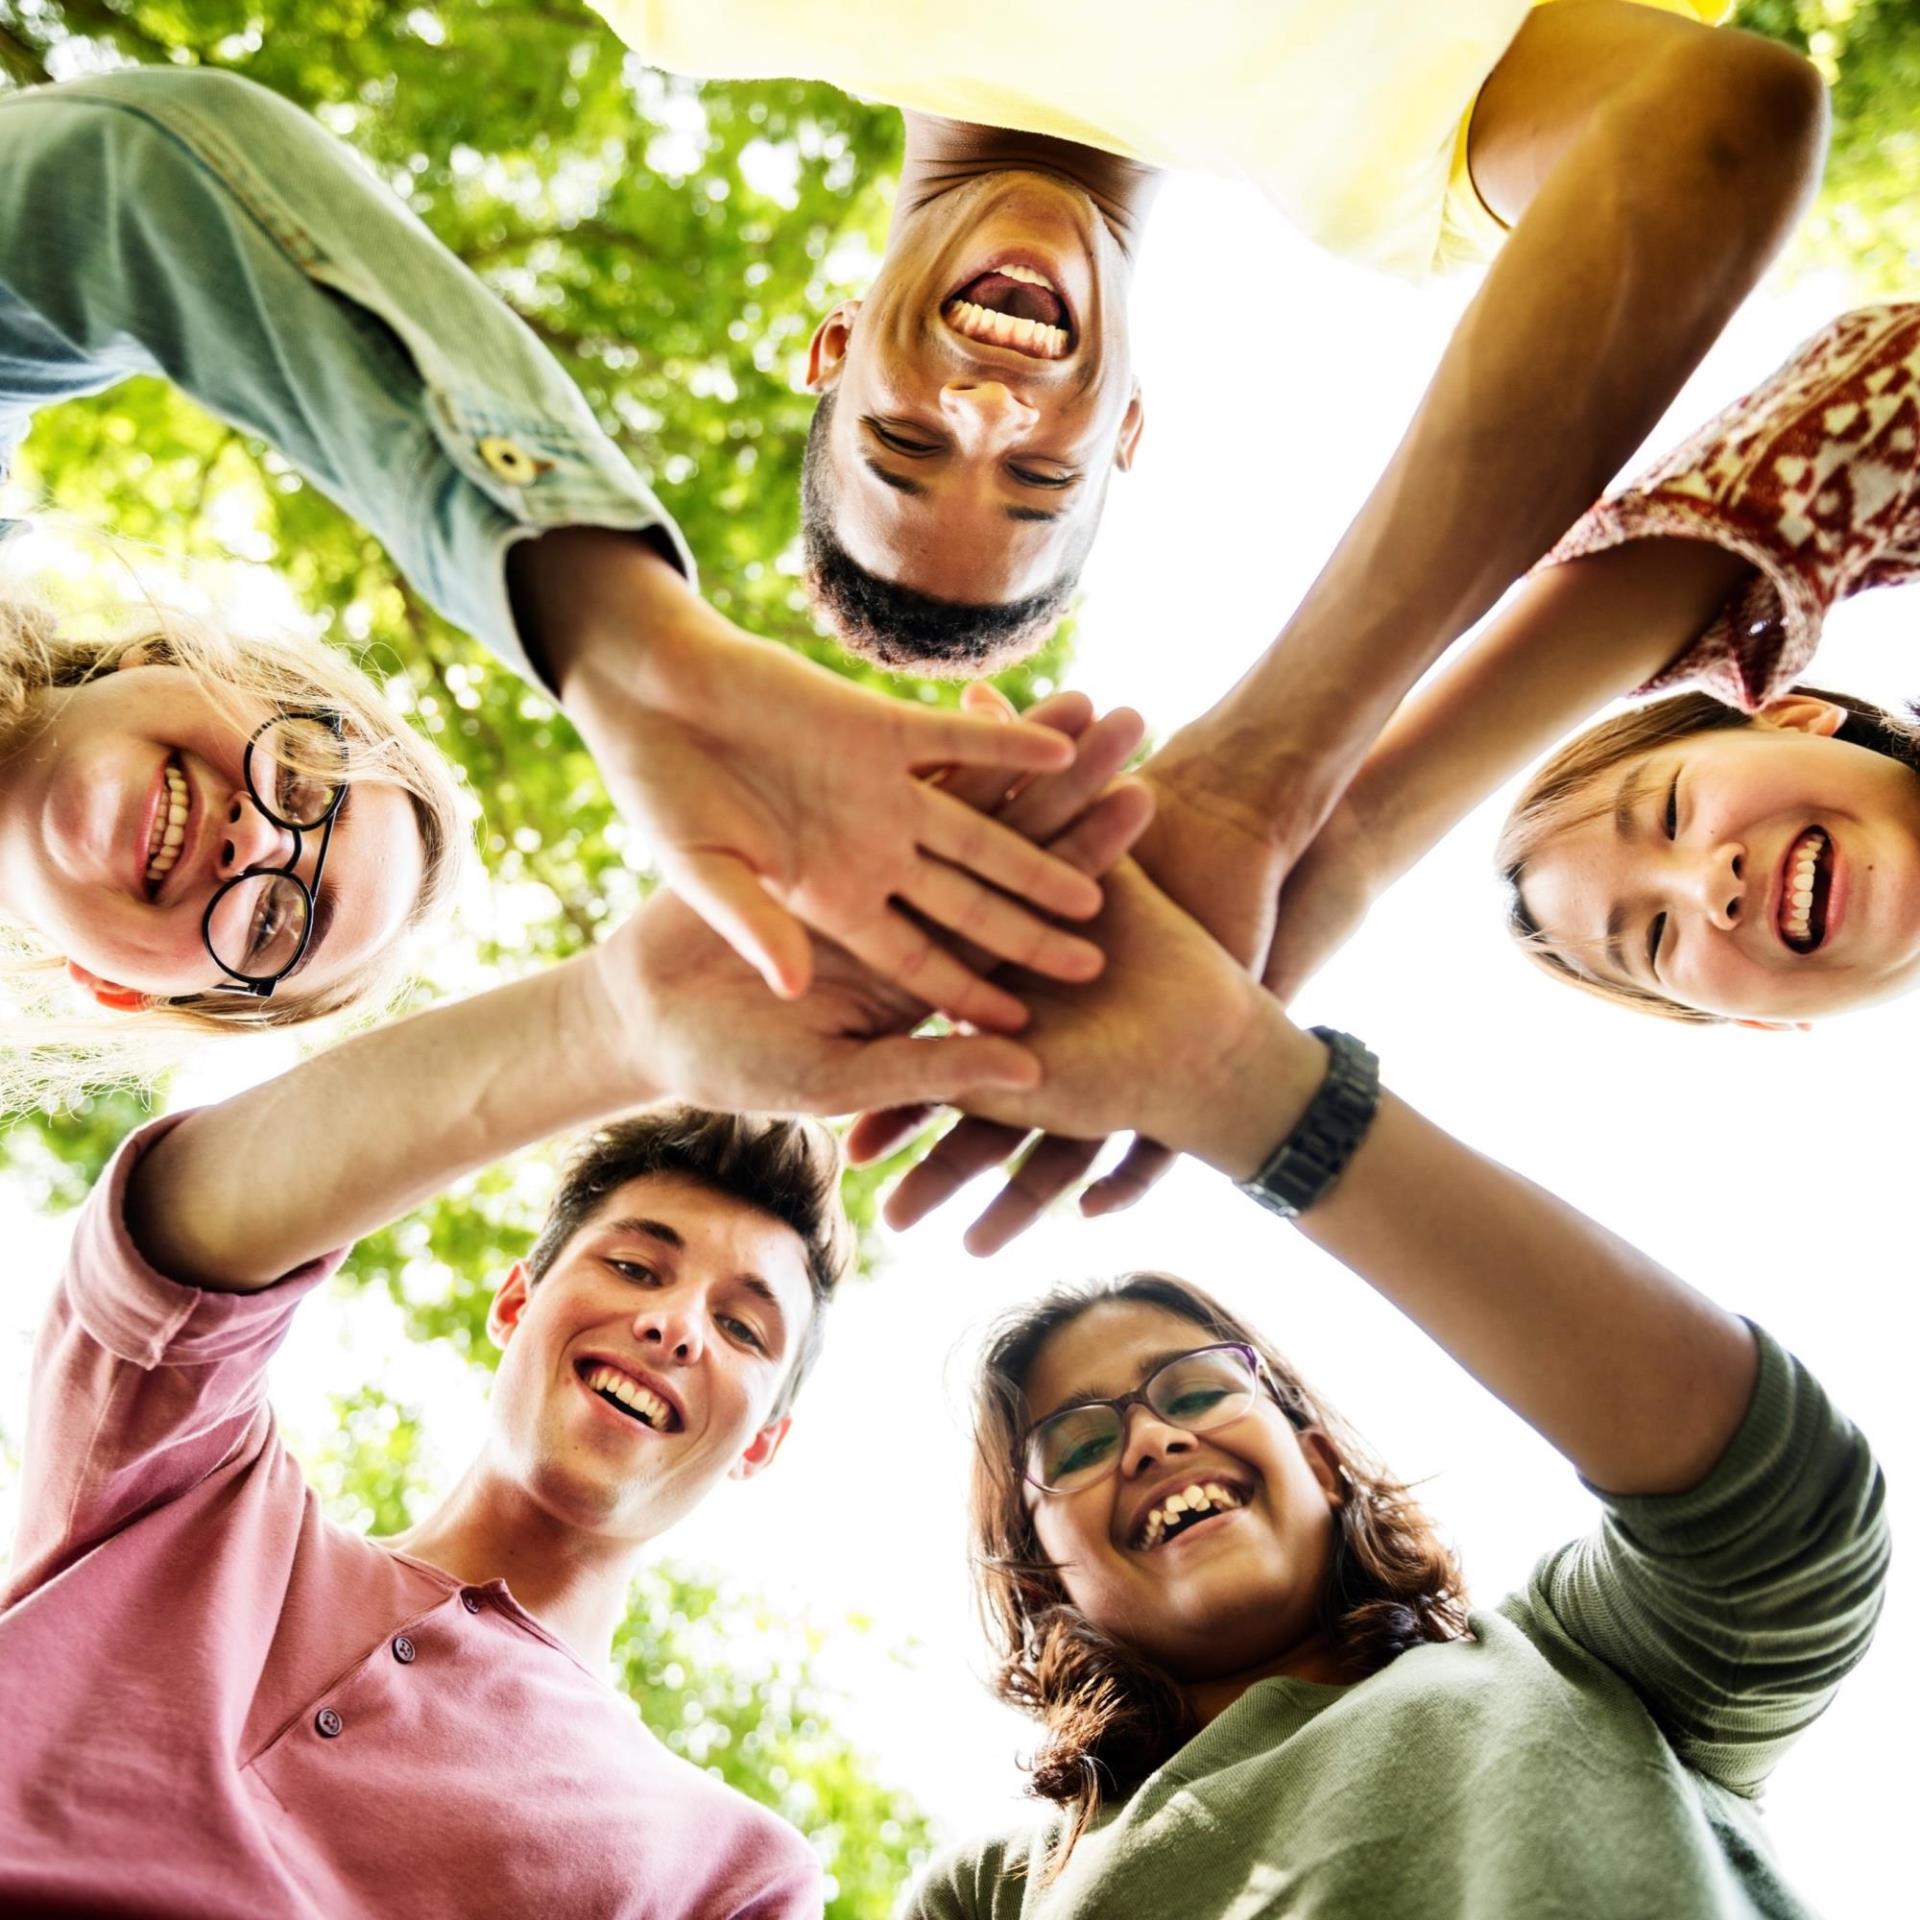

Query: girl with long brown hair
[875,856,1887,1918]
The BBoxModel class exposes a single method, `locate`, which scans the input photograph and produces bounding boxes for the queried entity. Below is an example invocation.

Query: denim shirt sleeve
[0,67,694,688]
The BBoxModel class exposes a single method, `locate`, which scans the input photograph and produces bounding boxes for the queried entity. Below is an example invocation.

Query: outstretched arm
[0,70,1098,1020]
[920,860,1757,1495]
[1137,5,1825,980]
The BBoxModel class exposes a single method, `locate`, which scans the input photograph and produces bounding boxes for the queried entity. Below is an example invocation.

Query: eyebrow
[1039,1347,1208,1420]
[594,1215,790,1331]
[861,458,927,497]
[1612,764,1652,841]
[861,457,1063,522]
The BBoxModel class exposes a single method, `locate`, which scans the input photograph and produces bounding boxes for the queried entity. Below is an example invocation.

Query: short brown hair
[1497,684,1920,1023]
[526,1107,855,1416]
[970,1273,1468,1871]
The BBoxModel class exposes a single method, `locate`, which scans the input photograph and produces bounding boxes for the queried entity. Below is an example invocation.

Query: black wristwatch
[1235,1028,1380,1220]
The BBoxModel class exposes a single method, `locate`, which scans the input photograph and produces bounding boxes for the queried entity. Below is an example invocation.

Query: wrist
[1159,990,1329,1180]
[553,938,667,1120]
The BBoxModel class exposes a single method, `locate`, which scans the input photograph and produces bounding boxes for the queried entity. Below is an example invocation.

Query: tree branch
[0,22,52,87]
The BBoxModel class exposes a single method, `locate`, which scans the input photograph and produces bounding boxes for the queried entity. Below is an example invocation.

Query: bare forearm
[1175,1006,1758,1495]
[127,958,656,1293]
[1344,539,1757,891]
[1217,24,1823,841]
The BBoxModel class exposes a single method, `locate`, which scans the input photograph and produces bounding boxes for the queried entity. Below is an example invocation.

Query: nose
[633,1304,704,1367]
[939,379,1038,446]
[217,792,296,880]
[1118,1402,1197,1480]
[1685,840,1748,931]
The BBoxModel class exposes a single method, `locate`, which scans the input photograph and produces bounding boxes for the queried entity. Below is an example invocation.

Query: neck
[1183,1630,1350,1728]
[386,1458,645,1666]
[896,111,1161,258]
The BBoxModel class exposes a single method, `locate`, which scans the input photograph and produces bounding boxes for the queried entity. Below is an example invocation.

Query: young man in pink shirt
[0,737,1147,1920]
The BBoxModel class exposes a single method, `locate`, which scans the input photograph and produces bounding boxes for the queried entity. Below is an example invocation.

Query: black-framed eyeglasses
[1019,1343,1271,1495]
[201,712,349,998]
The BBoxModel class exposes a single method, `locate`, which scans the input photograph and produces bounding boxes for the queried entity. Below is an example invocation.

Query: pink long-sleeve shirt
[0,1116,824,1920]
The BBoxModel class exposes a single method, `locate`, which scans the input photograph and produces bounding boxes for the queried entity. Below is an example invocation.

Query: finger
[1080,1137,1178,1216]
[964,1135,1105,1258]
[844,1103,938,1165]
[911,709,1077,776]
[937,689,1094,814]
[843,910,1031,1033]
[900,861,1105,984]
[826,1035,1039,1116]
[884,1117,1032,1231]
[997,707,1146,845]
[1039,779,1155,880]
[921,789,1104,920]
[668,851,813,1000]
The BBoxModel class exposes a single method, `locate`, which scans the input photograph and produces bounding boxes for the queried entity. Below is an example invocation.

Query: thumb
[831,1035,1040,1114]
[668,850,814,1000]
[844,1103,938,1165]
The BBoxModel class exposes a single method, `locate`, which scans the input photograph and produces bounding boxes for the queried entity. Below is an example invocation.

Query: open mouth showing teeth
[144,756,188,897]
[944,263,1072,359]
[579,1361,680,1433]
[1132,1479,1248,1553]
[1779,827,1833,952]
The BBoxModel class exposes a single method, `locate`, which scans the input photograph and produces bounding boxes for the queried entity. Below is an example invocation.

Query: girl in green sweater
[874,856,1889,1919]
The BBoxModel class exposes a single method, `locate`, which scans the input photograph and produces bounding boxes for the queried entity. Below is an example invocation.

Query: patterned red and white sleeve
[1545,303,1920,710]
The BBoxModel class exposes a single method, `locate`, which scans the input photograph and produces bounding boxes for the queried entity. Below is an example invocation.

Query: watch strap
[1236,1027,1380,1220]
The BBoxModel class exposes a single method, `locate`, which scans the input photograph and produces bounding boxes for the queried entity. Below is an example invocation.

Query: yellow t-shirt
[595,0,1729,280]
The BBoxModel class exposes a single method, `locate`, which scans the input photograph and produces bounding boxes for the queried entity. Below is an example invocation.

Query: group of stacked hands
[0,3,1911,1916]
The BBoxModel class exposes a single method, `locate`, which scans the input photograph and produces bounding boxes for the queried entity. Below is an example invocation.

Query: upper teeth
[996,264,1054,288]
[144,761,188,888]
[584,1363,673,1431]
[944,286,1070,360]
[1136,1480,1243,1552]
[1782,829,1827,945]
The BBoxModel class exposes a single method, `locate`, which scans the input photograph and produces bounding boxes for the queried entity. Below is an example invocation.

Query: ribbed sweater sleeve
[1525,1323,1889,1797]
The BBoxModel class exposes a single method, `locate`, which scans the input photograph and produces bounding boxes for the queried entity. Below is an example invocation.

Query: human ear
[728,1413,792,1482]
[804,301,862,393]
[487,1261,533,1352]
[64,960,151,1012]
[1113,384,1146,472]
[1753,693,1848,738]
[1296,1427,1347,1512]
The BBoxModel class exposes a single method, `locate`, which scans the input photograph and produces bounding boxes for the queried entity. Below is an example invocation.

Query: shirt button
[478,435,544,485]
[392,1635,417,1664]
[315,1708,344,1739]
[461,1591,482,1613]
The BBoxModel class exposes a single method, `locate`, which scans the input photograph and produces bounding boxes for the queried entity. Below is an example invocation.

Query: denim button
[315,1708,343,1739]
[392,1635,417,1664]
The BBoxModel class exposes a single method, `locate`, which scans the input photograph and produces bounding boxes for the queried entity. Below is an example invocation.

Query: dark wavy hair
[969,1273,1469,1872]
[1497,684,1920,1023]
[799,392,1080,674]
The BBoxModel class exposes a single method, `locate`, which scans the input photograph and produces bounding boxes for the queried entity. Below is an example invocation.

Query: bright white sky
[2,170,1912,1915]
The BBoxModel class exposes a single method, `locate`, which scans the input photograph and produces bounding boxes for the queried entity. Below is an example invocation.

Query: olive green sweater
[908,1328,1887,1920]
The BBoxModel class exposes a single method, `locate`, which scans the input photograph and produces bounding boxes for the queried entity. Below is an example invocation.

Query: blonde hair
[0,588,470,1107]
[1495,685,1920,1024]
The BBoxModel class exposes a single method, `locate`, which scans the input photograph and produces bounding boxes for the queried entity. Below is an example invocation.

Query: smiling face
[805,168,1143,618]
[0,661,425,1005]
[1515,695,1920,1025]
[1018,1300,1342,1683]
[485,1172,816,1545]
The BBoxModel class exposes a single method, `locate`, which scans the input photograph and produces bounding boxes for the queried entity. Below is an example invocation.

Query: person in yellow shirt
[598,0,1828,1234]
